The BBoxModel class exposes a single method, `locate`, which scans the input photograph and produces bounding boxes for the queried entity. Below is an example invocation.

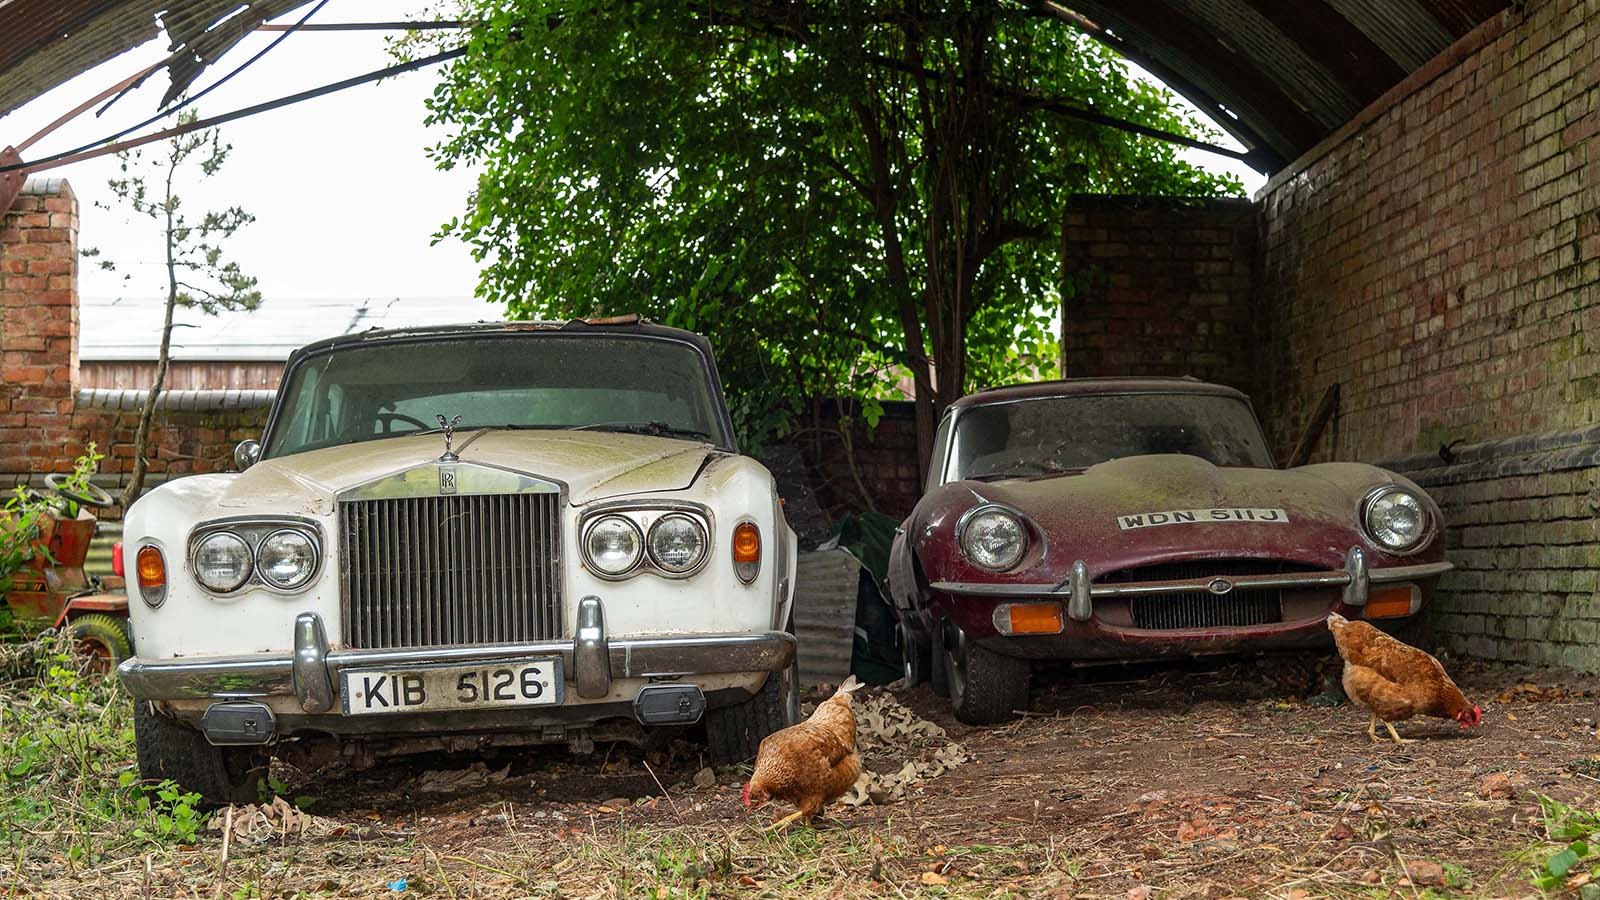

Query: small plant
[1530,794,1600,890]
[0,443,103,592]
[131,778,208,846]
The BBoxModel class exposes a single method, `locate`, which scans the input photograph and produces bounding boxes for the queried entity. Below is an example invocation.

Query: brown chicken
[1328,612,1481,743]
[742,675,864,830]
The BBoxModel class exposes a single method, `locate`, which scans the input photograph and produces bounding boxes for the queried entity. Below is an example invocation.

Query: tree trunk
[121,166,179,508]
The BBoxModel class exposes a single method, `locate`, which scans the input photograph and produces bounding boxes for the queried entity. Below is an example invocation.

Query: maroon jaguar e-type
[886,377,1452,724]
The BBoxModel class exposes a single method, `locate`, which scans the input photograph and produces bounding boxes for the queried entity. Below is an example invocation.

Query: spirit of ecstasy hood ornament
[436,414,463,462]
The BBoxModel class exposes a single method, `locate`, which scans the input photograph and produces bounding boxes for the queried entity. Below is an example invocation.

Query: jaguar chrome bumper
[930,547,1454,622]
[118,595,796,713]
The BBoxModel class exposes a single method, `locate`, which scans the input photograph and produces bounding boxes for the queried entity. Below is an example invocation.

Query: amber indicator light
[1363,585,1415,619]
[732,522,761,563]
[1005,603,1064,635]
[136,545,167,587]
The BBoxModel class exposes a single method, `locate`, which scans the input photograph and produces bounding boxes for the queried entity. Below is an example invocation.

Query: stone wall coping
[1379,425,1600,487]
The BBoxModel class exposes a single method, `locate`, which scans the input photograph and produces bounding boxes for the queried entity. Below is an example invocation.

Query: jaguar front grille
[339,493,562,649]
[1100,559,1316,631]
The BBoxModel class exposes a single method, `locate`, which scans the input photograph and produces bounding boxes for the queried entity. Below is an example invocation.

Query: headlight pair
[582,506,711,579]
[1361,486,1431,552]
[190,520,322,593]
[958,504,1031,571]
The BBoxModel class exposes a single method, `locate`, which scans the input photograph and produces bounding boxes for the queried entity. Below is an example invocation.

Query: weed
[1529,794,1600,890]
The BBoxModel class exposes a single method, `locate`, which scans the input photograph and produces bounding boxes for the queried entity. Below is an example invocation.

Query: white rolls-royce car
[119,319,798,801]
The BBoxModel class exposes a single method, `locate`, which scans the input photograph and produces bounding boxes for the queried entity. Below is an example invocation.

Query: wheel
[66,613,132,674]
[930,622,951,698]
[703,665,797,765]
[133,701,265,805]
[898,620,933,685]
[945,629,1030,725]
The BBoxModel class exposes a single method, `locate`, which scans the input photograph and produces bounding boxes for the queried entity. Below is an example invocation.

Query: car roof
[951,376,1251,409]
[285,315,715,362]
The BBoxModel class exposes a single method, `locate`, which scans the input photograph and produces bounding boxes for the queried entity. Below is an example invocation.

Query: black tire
[930,620,951,698]
[946,631,1030,725]
[133,701,265,805]
[66,613,132,674]
[704,666,796,765]
[898,621,933,686]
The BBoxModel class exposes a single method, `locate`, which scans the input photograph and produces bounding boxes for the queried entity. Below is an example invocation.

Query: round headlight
[585,515,644,576]
[960,507,1027,571]
[1364,487,1428,551]
[193,532,252,593]
[648,514,709,574]
[257,530,318,590]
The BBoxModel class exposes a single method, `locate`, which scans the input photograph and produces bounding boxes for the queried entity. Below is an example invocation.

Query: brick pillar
[0,178,79,472]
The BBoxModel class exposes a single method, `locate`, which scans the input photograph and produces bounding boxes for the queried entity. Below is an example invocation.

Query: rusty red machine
[3,475,131,669]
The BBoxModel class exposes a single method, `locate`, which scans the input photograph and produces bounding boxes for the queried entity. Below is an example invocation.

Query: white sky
[0,1,1264,310]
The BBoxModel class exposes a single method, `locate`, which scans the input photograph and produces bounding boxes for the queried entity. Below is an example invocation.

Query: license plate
[340,658,563,715]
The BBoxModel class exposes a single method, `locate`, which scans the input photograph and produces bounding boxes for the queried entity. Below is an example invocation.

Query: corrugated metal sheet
[1057,0,1509,169]
[0,0,313,122]
[85,520,120,577]
[75,387,276,411]
[793,549,861,688]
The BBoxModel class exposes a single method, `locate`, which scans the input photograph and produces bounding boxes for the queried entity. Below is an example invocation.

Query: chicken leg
[1368,714,1415,744]
[765,810,806,832]
[1383,720,1417,745]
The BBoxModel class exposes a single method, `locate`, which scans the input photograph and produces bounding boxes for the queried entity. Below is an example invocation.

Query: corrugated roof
[79,296,507,361]
[1053,0,1510,170]
[0,0,312,122]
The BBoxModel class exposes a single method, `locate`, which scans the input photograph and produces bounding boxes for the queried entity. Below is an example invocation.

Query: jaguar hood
[215,430,718,514]
[914,454,1441,582]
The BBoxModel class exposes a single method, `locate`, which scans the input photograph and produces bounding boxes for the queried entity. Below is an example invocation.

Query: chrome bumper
[118,595,796,713]
[932,547,1453,621]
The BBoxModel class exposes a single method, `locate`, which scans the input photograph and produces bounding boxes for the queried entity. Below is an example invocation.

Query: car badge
[438,465,458,495]
[1207,578,1234,595]
[435,414,462,462]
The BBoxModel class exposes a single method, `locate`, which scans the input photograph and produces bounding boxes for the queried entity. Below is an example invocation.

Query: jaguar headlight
[193,532,253,593]
[648,514,709,574]
[959,506,1028,571]
[1363,486,1429,551]
[257,529,318,590]
[584,515,644,576]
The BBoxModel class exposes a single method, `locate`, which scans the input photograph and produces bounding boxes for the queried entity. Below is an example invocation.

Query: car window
[264,334,727,457]
[947,392,1273,482]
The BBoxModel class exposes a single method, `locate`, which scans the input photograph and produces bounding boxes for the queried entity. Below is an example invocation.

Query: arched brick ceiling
[0,0,313,123]
[1048,0,1511,171]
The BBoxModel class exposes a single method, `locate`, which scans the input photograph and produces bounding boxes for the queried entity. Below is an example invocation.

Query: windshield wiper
[578,421,713,441]
[969,460,1076,481]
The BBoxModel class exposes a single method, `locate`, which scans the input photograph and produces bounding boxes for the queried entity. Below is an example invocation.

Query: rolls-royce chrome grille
[339,494,562,649]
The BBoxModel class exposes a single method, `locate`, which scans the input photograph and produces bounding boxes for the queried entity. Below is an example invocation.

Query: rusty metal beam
[0,146,23,215]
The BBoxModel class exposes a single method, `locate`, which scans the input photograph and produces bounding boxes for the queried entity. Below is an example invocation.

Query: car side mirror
[234,440,262,471]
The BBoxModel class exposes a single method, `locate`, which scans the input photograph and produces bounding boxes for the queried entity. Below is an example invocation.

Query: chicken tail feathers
[834,675,865,698]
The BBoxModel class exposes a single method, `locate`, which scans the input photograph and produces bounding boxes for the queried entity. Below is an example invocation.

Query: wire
[1,46,467,176]
[18,0,333,173]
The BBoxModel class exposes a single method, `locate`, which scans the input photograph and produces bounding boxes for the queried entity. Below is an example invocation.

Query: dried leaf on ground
[839,692,970,806]
[414,761,510,793]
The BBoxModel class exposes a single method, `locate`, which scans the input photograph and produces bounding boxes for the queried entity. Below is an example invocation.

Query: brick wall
[1061,195,1257,393]
[1,179,269,515]
[1255,0,1600,667]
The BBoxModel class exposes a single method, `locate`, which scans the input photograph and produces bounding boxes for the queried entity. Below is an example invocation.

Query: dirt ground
[23,653,1600,898]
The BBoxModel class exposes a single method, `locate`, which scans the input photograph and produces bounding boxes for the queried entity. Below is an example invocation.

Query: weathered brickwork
[1061,195,1257,393]
[1,179,268,515]
[1257,0,1600,667]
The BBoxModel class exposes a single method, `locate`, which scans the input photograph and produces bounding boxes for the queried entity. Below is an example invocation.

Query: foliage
[0,634,211,875]
[90,110,261,505]
[416,1,1242,453]
[0,443,104,594]
[1530,793,1600,890]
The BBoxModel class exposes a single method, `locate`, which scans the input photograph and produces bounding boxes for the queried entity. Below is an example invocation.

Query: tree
[419,2,1240,468]
[89,111,262,506]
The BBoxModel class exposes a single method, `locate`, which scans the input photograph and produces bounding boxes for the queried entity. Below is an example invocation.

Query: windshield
[945,392,1273,483]
[263,334,729,457]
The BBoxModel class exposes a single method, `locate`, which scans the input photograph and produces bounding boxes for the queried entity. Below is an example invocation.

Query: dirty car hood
[924,454,1429,580]
[219,430,715,513]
